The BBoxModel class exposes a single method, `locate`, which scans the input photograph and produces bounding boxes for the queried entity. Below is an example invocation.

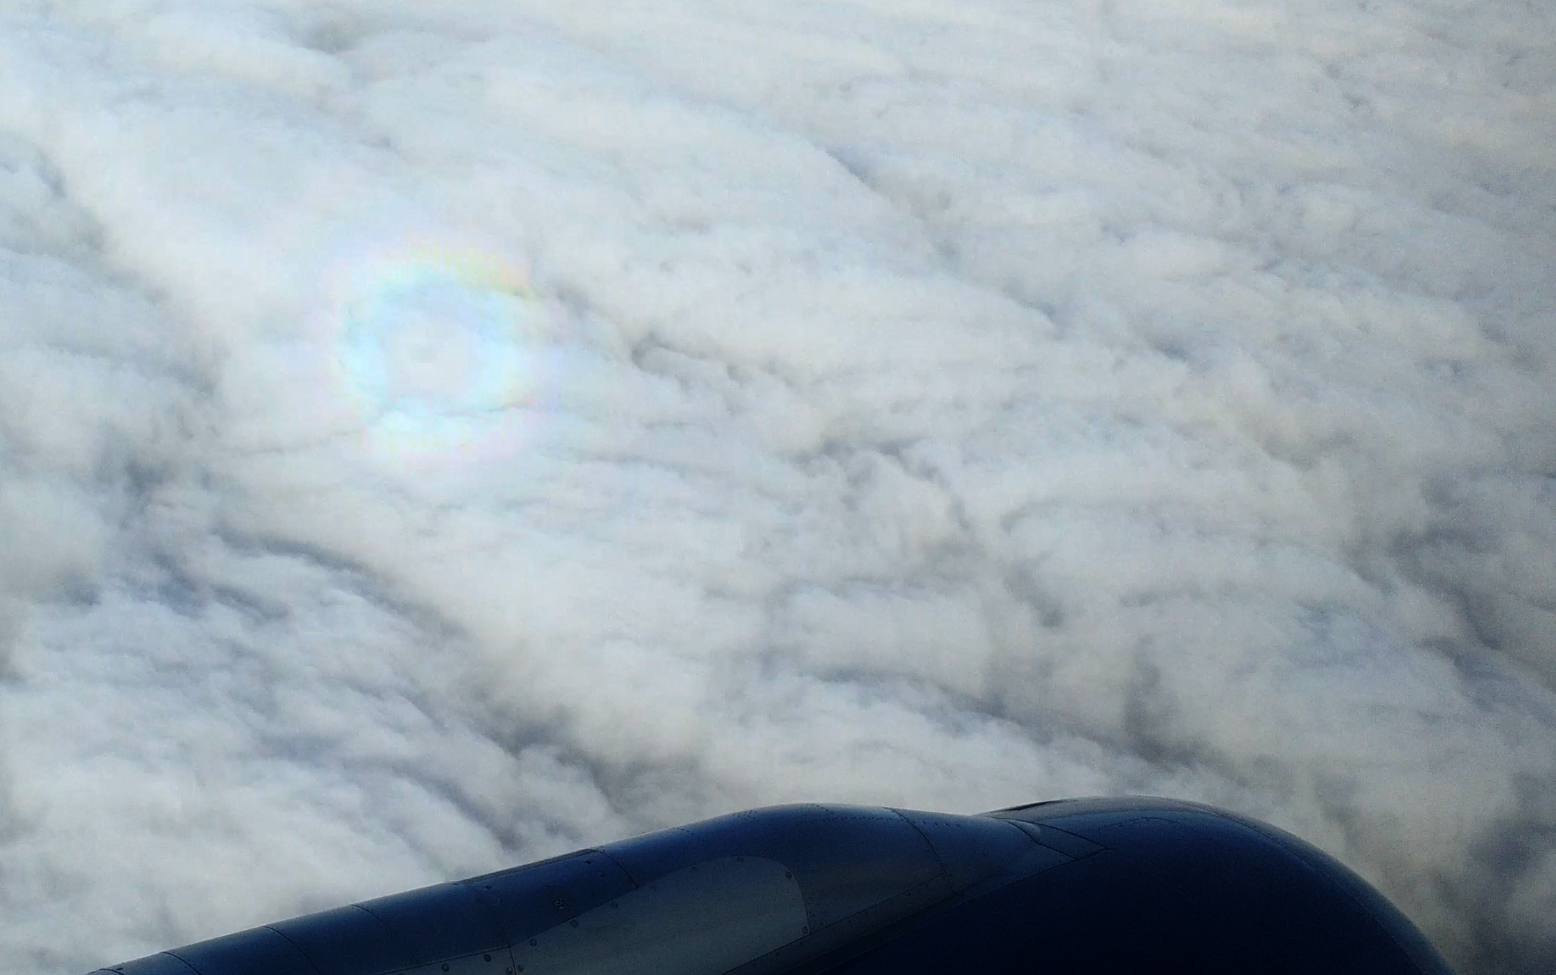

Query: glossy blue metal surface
[267,906,415,975]
[101,953,198,975]
[86,798,1455,975]
[594,804,1023,930]
[171,927,313,975]
[809,796,1456,975]
[509,856,805,975]
[991,796,1456,975]
[461,848,637,950]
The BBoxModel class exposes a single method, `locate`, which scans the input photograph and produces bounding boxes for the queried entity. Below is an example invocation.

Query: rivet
[784,872,792,879]
[443,966,450,972]
[529,939,538,947]
[485,955,492,962]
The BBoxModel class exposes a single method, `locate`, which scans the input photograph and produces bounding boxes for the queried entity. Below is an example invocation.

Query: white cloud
[0,1,1553,973]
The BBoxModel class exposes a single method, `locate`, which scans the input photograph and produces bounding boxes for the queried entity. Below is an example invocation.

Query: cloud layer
[1,1,1553,972]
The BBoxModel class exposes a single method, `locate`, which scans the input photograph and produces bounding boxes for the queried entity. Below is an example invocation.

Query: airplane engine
[89,796,1455,975]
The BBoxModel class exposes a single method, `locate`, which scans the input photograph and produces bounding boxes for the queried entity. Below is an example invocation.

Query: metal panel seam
[262,927,325,975]
[884,809,952,888]
[160,950,208,975]
[591,845,649,890]
[460,878,522,975]
[349,903,422,967]
[133,955,202,975]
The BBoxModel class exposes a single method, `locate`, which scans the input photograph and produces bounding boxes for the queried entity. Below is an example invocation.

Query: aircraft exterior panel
[88,797,1456,975]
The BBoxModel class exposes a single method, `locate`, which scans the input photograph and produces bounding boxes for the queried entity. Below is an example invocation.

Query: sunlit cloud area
[1,1,1553,972]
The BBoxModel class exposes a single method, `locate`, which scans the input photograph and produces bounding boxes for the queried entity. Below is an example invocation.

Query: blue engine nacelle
[90,797,1456,975]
